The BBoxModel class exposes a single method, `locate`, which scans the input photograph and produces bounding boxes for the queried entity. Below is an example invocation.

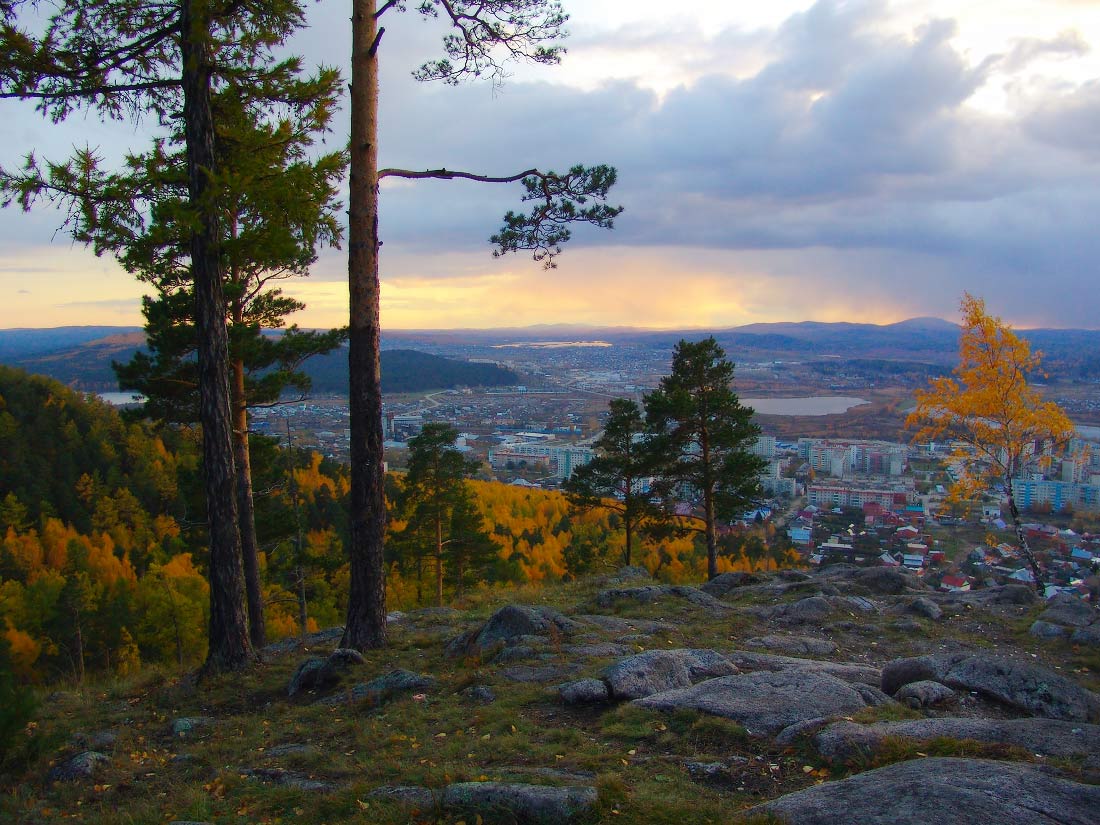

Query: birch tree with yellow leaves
[907,294,1074,589]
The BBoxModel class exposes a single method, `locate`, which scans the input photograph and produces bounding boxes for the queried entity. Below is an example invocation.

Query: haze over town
[3,0,1100,330]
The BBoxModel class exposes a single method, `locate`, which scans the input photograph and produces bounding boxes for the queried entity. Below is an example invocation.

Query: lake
[97,392,145,406]
[742,396,870,416]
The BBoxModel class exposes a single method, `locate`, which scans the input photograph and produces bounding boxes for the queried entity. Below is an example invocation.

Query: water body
[742,396,870,416]
[491,341,612,349]
[1077,425,1100,440]
[97,392,145,406]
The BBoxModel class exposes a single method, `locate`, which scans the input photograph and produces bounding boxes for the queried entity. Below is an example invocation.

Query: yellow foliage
[907,294,1074,496]
[4,622,41,678]
[160,553,208,590]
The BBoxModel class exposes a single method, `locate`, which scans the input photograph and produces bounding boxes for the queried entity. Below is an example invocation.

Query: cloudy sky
[2,0,1100,330]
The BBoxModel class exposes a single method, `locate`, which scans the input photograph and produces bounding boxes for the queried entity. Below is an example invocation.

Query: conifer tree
[1,0,338,673]
[343,0,622,650]
[645,338,766,580]
[396,422,491,606]
[564,398,655,567]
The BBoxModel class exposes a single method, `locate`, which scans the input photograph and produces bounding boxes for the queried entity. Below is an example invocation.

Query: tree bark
[342,0,387,650]
[1005,483,1045,592]
[232,356,266,649]
[181,0,253,673]
[435,508,444,607]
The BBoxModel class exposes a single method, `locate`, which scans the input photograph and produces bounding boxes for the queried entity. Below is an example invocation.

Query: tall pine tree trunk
[435,509,444,607]
[182,0,253,673]
[343,0,388,650]
[232,357,266,649]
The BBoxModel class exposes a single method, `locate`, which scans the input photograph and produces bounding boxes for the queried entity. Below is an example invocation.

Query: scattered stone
[828,620,883,636]
[328,648,366,668]
[814,717,1100,765]
[1030,620,1070,640]
[287,648,364,697]
[779,570,811,582]
[241,767,336,792]
[47,751,109,782]
[442,781,597,824]
[773,717,832,747]
[602,649,738,700]
[1072,625,1100,647]
[727,650,881,686]
[499,766,597,783]
[635,669,887,738]
[492,644,541,664]
[287,657,329,697]
[991,584,1037,605]
[502,664,582,683]
[71,729,118,751]
[558,678,610,704]
[608,565,651,583]
[1039,594,1097,628]
[445,605,578,659]
[749,757,1100,825]
[169,717,215,737]
[841,596,879,613]
[684,761,729,783]
[891,618,924,632]
[563,642,632,658]
[767,595,833,624]
[906,597,943,620]
[881,652,1100,721]
[368,785,436,807]
[699,572,759,597]
[318,669,435,705]
[372,782,597,823]
[895,680,956,709]
[745,635,838,656]
[460,685,496,703]
[595,585,730,611]
[852,567,925,595]
[261,626,344,657]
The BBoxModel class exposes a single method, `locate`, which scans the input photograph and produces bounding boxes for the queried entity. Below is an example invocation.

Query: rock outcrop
[602,649,738,700]
[635,669,891,738]
[748,757,1100,825]
[881,651,1100,721]
[813,717,1100,764]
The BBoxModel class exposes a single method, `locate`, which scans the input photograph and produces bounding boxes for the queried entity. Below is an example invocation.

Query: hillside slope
[3,566,1098,824]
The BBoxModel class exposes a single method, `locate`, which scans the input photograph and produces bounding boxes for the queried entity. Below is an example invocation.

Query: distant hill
[305,347,519,393]
[0,329,518,393]
[0,326,142,361]
[6,318,1100,382]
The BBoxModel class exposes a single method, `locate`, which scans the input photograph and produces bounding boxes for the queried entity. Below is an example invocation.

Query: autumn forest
[0,366,794,685]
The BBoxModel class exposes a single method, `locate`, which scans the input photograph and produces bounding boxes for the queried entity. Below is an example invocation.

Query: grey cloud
[1023,81,1100,158]
[1000,29,1090,73]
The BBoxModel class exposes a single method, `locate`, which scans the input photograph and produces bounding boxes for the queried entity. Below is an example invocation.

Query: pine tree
[342,0,621,649]
[645,338,766,580]
[396,422,487,606]
[1,0,338,673]
[564,398,656,567]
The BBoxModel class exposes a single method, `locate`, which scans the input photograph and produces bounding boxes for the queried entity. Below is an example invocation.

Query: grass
[4,570,1096,823]
[846,735,1036,773]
